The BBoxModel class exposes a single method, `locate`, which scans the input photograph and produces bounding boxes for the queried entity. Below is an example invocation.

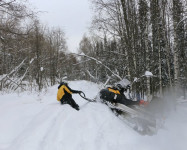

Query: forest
[0,0,186,100]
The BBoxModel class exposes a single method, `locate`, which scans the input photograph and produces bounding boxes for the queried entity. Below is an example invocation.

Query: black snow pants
[60,97,80,111]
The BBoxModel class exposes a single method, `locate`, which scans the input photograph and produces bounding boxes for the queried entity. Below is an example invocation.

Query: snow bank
[0,80,187,150]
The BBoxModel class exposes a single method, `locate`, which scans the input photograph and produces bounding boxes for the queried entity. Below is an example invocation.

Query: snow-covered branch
[175,17,187,29]
[0,58,27,81]
[71,53,122,80]
[0,57,36,91]
[86,70,97,81]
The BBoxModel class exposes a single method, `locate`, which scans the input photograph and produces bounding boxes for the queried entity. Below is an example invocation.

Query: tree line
[0,0,186,100]
[0,0,79,92]
[78,0,186,99]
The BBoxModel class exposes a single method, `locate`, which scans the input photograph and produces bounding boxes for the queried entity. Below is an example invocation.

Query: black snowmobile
[97,79,165,135]
[79,78,166,135]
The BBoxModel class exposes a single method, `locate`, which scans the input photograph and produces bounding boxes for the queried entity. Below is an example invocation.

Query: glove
[139,100,149,106]
[78,91,83,94]
[126,85,131,89]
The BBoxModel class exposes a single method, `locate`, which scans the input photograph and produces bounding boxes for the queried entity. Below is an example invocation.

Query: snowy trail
[7,105,63,150]
[0,80,187,150]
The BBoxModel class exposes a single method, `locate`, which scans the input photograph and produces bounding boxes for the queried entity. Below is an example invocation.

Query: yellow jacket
[57,85,72,101]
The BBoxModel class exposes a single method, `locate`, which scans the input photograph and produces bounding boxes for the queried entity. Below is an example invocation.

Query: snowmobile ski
[106,101,155,123]
[103,100,159,135]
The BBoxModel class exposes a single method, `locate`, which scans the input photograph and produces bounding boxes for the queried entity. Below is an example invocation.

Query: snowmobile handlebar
[79,91,86,98]
[79,91,95,102]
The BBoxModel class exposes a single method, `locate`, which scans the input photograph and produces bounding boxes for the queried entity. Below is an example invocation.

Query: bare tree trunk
[172,0,180,96]
[145,33,151,102]
[158,43,162,96]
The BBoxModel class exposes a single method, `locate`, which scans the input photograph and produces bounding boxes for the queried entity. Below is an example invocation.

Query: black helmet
[58,82,68,89]
[126,84,131,89]
[116,84,123,90]
[61,82,67,85]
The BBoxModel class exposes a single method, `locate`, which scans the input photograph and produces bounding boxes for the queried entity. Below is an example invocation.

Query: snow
[0,80,187,150]
[133,77,138,82]
[29,58,34,64]
[145,71,153,77]
[40,67,44,72]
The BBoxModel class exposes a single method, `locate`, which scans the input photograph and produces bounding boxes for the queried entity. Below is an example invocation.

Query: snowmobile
[98,89,160,135]
[79,79,165,135]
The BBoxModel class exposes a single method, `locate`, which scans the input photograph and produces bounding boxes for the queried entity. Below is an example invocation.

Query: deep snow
[0,80,187,150]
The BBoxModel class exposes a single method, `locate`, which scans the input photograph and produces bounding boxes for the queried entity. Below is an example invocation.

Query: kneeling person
[57,82,81,111]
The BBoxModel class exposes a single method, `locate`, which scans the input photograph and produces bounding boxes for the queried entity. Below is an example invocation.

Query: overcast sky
[29,0,92,53]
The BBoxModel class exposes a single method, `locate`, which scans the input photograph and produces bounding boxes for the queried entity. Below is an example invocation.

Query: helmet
[58,82,68,89]
[116,84,123,91]
[126,84,131,89]
[61,82,67,85]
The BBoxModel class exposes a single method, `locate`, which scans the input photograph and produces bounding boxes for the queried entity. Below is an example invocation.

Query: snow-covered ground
[0,80,187,150]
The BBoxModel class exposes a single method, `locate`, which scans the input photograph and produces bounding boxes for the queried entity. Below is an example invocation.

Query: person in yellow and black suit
[57,82,82,111]
[100,84,148,106]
